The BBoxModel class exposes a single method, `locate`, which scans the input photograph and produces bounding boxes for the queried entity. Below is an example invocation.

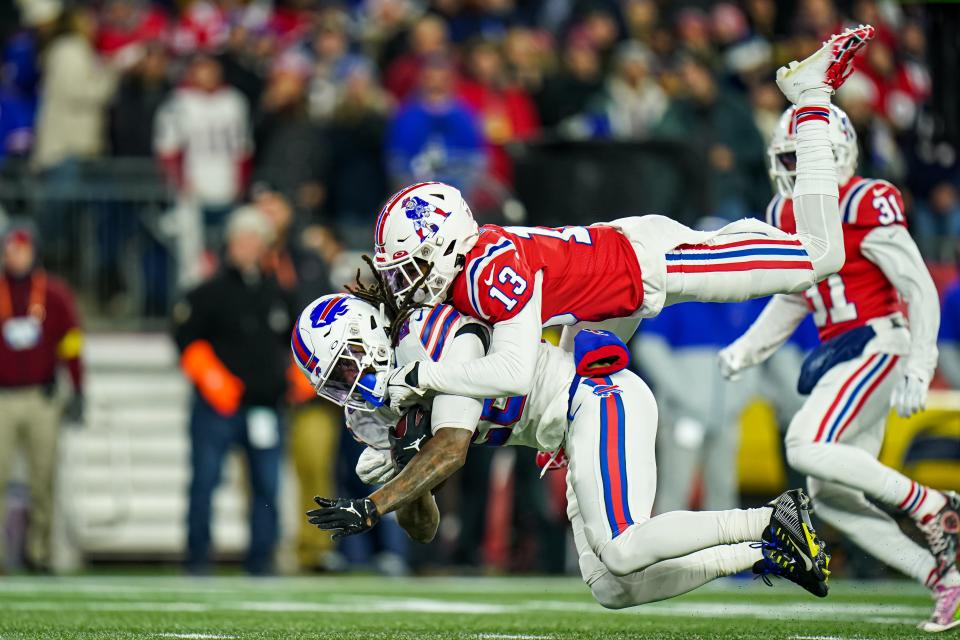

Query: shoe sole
[824,26,876,90]
[918,619,960,633]
[778,25,875,95]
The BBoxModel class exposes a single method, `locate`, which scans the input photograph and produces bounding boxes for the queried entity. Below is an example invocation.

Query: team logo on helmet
[310,296,350,329]
[402,196,450,242]
[592,384,622,398]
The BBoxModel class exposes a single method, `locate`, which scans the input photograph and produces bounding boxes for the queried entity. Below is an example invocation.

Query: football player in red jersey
[372,27,874,409]
[719,104,960,633]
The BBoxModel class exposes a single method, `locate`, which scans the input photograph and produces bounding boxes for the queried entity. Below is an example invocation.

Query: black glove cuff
[404,362,420,387]
[363,498,381,527]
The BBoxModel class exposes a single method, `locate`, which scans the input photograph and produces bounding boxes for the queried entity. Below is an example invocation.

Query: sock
[936,568,960,590]
[790,89,843,279]
[793,89,837,199]
[897,480,947,524]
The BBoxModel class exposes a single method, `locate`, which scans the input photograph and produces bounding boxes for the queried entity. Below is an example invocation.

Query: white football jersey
[394,304,574,451]
[154,86,251,206]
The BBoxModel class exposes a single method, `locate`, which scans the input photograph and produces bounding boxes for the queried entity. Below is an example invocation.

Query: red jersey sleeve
[461,239,535,324]
[844,179,907,229]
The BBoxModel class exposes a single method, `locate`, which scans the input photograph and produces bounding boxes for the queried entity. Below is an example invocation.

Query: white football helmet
[291,294,392,411]
[373,182,479,306]
[768,104,858,198]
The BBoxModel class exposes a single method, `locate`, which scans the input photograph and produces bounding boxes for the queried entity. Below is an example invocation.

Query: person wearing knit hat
[0,218,84,573]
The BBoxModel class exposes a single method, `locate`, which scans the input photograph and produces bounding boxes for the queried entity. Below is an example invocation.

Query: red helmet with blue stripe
[373,182,479,307]
[291,294,392,411]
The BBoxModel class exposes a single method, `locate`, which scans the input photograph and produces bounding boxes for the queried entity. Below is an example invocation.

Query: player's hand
[356,447,397,485]
[386,362,426,412]
[718,347,748,381]
[306,497,380,540]
[891,373,929,418]
[389,405,432,470]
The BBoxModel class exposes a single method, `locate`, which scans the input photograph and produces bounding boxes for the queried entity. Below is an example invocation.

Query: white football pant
[784,350,944,588]
[563,368,768,605]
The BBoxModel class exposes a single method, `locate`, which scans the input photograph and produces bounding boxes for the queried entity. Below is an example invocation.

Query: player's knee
[599,539,651,577]
[589,573,637,609]
[813,241,845,281]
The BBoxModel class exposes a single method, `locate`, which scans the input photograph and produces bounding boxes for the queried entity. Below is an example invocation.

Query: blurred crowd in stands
[2,0,960,577]
[0,0,957,258]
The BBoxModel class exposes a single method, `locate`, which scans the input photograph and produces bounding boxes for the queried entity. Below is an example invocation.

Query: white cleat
[776,24,875,103]
[920,583,960,633]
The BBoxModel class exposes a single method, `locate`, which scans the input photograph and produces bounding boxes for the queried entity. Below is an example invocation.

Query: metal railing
[0,158,177,330]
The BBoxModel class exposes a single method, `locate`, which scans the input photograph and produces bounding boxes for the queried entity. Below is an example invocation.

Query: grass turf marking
[157,635,237,639]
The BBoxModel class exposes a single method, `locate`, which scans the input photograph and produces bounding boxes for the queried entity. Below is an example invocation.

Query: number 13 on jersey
[488,266,528,310]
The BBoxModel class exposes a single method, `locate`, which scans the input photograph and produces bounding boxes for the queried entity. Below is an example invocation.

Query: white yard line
[157,634,237,639]
[0,595,929,625]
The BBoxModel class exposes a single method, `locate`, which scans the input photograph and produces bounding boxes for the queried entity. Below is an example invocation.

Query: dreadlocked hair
[345,254,432,346]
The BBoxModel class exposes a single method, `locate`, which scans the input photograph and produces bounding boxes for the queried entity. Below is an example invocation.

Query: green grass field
[0,574,942,639]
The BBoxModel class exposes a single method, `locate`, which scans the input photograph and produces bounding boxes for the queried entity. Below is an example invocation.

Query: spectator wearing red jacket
[95,0,169,57]
[0,222,83,573]
[384,14,450,102]
[458,39,540,187]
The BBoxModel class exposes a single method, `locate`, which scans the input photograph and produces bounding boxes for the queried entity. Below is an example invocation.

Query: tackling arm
[370,426,472,515]
[412,273,544,398]
[374,327,485,514]
[719,293,810,378]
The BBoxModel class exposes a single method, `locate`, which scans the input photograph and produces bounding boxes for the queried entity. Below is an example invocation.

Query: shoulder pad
[397,304,464,363]
[842,179,906,229]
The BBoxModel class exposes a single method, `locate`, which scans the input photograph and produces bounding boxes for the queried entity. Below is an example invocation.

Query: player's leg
[567,480,760,608]
[565,369,772,577]
[624,30,873,315]
[784,353,958,578]
[808,477,951,588]
[785,354,953,525]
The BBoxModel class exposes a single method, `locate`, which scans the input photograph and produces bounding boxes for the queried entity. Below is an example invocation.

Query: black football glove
[389,405,433,470]
[306,497,380,540]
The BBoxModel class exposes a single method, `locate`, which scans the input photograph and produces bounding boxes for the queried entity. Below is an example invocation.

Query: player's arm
[718,293,810,379]
[308,329,485,538]
[861,224,940,416]
[395,492,440,544]
[371,426,472,515]
[373,325,487,513]
[395,273,543,401]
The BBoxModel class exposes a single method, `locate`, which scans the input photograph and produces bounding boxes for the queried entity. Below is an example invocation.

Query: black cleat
[753,544,829,598]
[763,489,831,591]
